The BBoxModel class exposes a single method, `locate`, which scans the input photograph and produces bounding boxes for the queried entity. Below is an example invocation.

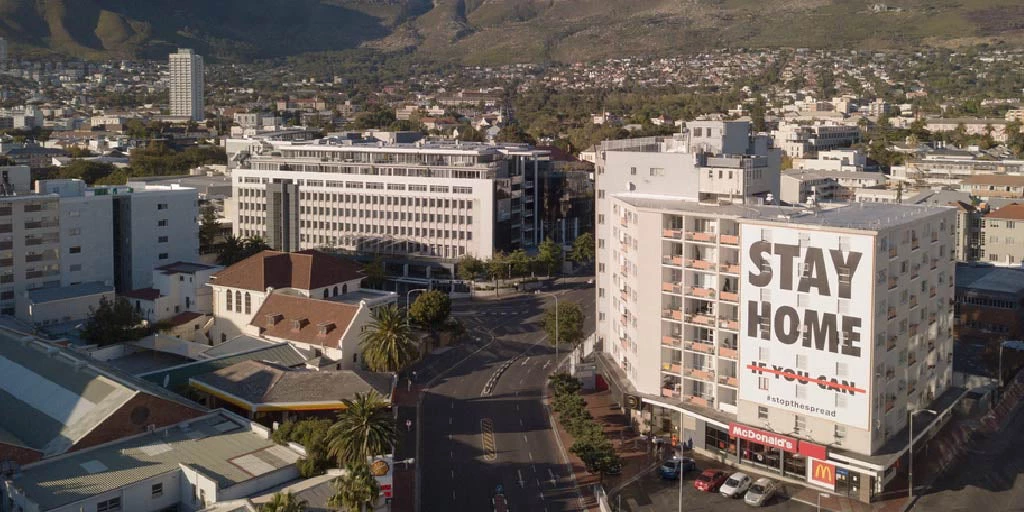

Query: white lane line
[516,404,520,411]
[450,469,455,479]
[539,491,545,501]
[517,469,525,488]
[451,402,454,409]
[548,469,557,486]
[520,377,525,385]
[529,452,534,462]
[452,490,456,501]
[449,417,453,425]
[532,464,536,472]
[520,418,524,426]
[523,434,528,443]
[521,356,531,366]
[450,450,453,459]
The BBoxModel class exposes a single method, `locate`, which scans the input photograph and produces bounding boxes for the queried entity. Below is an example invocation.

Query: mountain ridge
[1,0,1023,63]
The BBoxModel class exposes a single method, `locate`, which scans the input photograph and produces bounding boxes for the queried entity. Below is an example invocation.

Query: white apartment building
[114,182,200,291]
[772,121,861,159]
[229,138,551,261]
[594,125,957,502]
[169,48,204,122]
[122,262,222,322]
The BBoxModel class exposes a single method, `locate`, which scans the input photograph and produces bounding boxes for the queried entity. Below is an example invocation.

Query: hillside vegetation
[1,0,1023,63]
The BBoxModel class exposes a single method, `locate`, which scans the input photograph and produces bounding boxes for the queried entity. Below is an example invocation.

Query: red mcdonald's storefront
[724,422,828,482]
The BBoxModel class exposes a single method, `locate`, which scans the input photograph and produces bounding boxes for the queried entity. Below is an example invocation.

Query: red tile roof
[211,250,363,292]
[988,203,1024,221]
[250,294,360,348]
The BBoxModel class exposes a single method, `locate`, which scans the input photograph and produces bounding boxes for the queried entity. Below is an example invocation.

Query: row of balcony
[662,229,740,246]
[660,390,719,409]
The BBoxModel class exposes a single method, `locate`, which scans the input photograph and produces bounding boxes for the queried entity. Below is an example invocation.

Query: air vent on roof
[265,313,283,327]
[317,322,335,336]
[291,318,307,332]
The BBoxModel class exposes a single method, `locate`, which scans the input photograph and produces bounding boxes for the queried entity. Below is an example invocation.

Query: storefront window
[705,425,735,455]
[784,453,807,479]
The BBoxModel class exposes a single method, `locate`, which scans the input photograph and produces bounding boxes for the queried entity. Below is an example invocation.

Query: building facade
[593,125,958,501]
[169,48,204,122]
[980,203,1024,266]
[229,137,552,261]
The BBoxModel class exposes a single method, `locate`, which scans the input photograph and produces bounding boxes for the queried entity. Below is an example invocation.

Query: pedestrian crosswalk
[453,310,529,317]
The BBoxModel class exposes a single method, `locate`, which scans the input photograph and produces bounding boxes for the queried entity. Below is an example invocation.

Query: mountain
[1,0,1023,63]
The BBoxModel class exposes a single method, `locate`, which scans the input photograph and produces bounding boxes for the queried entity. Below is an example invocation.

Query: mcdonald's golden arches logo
[810,459,836,486]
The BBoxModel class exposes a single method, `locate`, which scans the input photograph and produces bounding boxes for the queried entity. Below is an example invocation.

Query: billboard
[368,454,393,500]
[808,458,837,489]
[739,224,873,430]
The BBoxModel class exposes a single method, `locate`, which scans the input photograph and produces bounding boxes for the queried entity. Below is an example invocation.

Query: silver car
[743,477,777,507]
[720,472,752,498]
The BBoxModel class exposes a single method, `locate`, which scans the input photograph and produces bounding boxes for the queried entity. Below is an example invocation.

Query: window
[152,483,164,498]
[97,498,121,512]
[244,292,251,315]
[235,291,241,311]
[757,406,768,420]
[794,416,806,435]
[158,236,168,243]
[834,425,846,445]
[70,264,81,272]
[157,219,168,227]
[226,290,233,311]
[650,167,665,177]
[69,246,81,254]
[158,253,169,260]
[630,167,637,176]
[157,203,168,210]
[758,377,769,390]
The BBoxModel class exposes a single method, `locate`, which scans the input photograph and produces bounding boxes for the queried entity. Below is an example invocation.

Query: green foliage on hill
[3,0,1024,64]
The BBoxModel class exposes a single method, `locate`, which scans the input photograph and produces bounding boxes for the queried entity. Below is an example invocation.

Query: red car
[694,469,729,492]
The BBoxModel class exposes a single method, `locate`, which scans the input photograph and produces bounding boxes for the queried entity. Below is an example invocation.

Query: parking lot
[611,456,816,512]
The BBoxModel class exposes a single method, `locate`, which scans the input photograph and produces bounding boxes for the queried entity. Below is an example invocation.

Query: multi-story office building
[772,121,861,159]
[594,123,958,502]
[229,137,551,261]
[169,48,204,122]
[113,181,200,291]
[0,37,6,71]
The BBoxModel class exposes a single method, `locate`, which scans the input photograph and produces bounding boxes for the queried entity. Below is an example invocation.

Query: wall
[58,193,114,287]
[21,290,113,325]
[124,187,200,290]
[70,393,205,452]
[210,285,269,343]
[0,441,41,465]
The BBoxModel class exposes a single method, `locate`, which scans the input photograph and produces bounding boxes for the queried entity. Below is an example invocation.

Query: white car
[743,477,777,507]
[719,472,752,498]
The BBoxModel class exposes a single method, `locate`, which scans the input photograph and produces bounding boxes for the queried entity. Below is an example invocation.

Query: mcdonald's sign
[808,458,836,488]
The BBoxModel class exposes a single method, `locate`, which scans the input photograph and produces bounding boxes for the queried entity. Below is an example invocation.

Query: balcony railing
[687,396,713,408]
[662,282,682,294]
[687,232,716,243]
[621,290,630,302]
[928,313,936,325]
[909,323,919,336]
[662,388,679,398]
[930,258,938,270]
[620,217,629,227]
[888,277,898,290]
[720,263,741,274]
[887,337,897,351]
[887,308,897,320]
[688,287,716,299]
[720,234,739,245]
[927,341,935,353]
[662,362,683,374]
[685,259,716,271]
[885,400,895,412]
[663,228,683,240]
[620,315,628,326]
[662,335,681,347]
[719,347,739,360]
[687,314,716,326]
[685,341,716,354]
[720,291,739,302]
[720,320,740,331]
[663,254,684,266]
[718,375,739,387]
[929,287,936,298]
[889,247,898,259]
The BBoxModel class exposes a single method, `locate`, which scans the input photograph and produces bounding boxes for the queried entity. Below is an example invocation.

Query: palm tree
[359,304,417,372]
[261,491,307,512]
[327,391,396,466]
[328,462,380,512]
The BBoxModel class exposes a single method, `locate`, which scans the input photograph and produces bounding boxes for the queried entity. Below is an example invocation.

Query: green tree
[359,304,417,372]
[570,232,595,264]
[543,301,585,348]
[537,238,563,277]
[261,491,308,512]
[508,249,531,278]
[362,256,386,289]
[328,462,380,512]
[81,297,146,345]
[272,418,334,477]
[327,391,396,466]
[456,254,484,281]
[216,235,270,265]
[199,205,221,253]
[57,160,116,184]
[486,252,509,281]
[409,289,451,331]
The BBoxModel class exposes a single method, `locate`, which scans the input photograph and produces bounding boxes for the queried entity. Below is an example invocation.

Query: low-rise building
[980,203,1024,266]
[954,264,1024,344]
[959,175,1024,200]
[780,170,887,204]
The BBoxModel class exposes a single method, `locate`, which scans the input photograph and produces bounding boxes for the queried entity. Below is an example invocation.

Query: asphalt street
[911,400,1024,512]
[419,281,596,512]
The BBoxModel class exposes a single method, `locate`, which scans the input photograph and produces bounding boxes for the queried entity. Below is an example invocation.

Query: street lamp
[535,290,559,367]
[816,492,830,512]
[907,408,937,501]
[406,288,429,329]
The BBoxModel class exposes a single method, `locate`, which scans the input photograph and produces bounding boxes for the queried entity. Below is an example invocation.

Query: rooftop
[961,175,1024,186]
[138,343,309,393]
[987,202,1024,220]
[251,294,361,348]
[615,194,950,230]
[27,281,112,303]
[156,261,221,275]
[210,250,363,292]
[955,263,1024,295]
[190,360,393,409]
[11,411,302,511]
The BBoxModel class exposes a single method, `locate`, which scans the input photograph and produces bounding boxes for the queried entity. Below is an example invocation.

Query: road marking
[543,360,551,370]
[539,491,545,501]
[451,402,454,409]
[548,469,557,486]
[517,470,525,488]
[532,464,536,472]
[529,453,534,462]
[451,469,455,480]
[450,450,453,459]
[520,418,524,427]
[452,490,456,501]
[519,377,525,384]
[523,434,528,443]
[480,418,497,462]
[516,403,520,411]
[521,356,531,366]
[449,417,453,425]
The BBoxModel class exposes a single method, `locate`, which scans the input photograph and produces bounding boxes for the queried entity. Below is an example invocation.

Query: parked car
[743,478,777,507]
[719,472,752,498]
[694,469,729,492]
[659,457,697,480]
